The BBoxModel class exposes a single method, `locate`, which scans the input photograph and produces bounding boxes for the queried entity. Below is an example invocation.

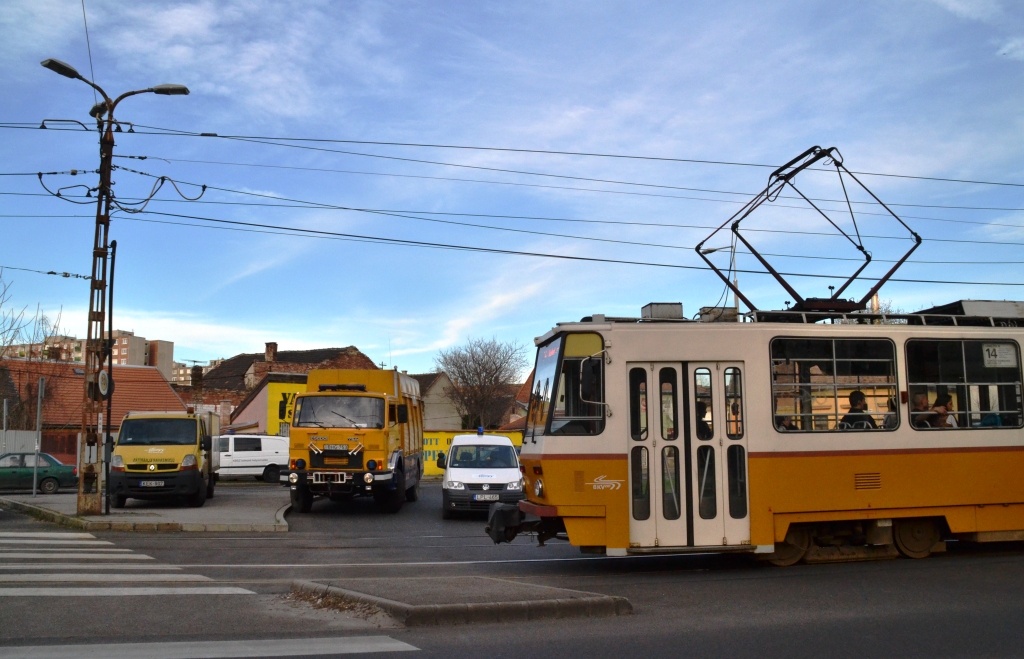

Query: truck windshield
[118,419,197,446]
[293,396,385,429]
[449,444,518,469]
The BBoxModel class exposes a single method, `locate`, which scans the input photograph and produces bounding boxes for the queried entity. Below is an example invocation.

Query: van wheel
[189,477,208,508]
[291,488,313,513]
[39,478,59,495]
[405,480,420,502]
[113,494,127,509]
[263,465,280,485]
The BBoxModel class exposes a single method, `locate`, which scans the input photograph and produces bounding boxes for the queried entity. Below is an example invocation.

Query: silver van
[216,434,288,483]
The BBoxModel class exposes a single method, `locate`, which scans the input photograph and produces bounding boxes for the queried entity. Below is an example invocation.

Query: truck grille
[126,463,178,472]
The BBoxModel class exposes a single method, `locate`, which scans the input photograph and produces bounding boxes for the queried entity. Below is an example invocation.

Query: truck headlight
[288,472,299,484]
[507,479,523,491]
[363,472,374,484]
[110,455,124,468]
[533,479,544,498]
[444,481,465,490]
[180,454,197,468]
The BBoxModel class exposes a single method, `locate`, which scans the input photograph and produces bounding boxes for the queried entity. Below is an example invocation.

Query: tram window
[697,446,717,519]
[662,446,681,520]
[770,338,897,432]
[694,368,714,440]
[659,368,678,440]
[629,368,648,440]
[727,445,747,519]
[550,355,606,436]
[906,339,1023,430]
[526,336,562,442]
[724,367,743,439]
[631,446,650,520]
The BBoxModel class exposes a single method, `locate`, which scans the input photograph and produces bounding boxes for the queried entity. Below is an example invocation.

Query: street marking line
[0,532,96,539]
[0,553,154,560]
[179,554,696,568]
[0,586,255,596]
[0,539,113,546]
[0,573,211,582]
[3,635,417,658]
[0,548,132,553]
[0,564,180,570]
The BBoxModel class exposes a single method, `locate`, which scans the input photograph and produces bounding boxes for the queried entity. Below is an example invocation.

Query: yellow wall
[266,382,307,436]
[423,430,524,476]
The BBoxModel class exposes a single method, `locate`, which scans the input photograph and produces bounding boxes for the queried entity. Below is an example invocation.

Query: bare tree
[435,338,528,429]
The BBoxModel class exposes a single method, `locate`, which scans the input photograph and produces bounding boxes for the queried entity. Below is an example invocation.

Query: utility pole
[40,58,188,515]
[32,377,45,497]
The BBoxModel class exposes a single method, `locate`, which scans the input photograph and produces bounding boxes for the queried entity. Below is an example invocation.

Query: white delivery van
[436,433,524,519]
[216,434,288,483]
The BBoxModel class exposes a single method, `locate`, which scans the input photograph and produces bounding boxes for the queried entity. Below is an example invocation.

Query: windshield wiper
[328,410,361,427]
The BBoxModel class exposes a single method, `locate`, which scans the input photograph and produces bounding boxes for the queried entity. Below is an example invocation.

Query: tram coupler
[486,503,566,546]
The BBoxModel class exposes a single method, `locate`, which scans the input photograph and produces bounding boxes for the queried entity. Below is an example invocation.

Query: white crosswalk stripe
[4,636,419,658]
[0,531,254,597]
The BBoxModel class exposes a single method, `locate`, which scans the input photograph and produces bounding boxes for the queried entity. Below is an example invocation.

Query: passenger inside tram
[932,393,958,428]
[774,415,796,431]
[695,402,713,439]
[838,390,878,430]
[910,393,936,428]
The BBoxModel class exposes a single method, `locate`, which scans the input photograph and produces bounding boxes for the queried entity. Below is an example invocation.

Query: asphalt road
[3,481,1024,658]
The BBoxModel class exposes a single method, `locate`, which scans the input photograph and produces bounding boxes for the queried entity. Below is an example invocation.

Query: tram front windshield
[526,336,562,441]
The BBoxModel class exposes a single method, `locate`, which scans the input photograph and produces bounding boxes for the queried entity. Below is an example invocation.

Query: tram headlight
[444,480,465,490]
[507,479,523,491]
[533,478,544,498]
[288,472,299,484]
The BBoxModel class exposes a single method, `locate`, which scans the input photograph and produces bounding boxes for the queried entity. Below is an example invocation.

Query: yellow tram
[488,303,1024,565]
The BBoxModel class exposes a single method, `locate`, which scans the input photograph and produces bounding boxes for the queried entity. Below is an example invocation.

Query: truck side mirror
[397,404,409,424]
[436,452,446,469]
[201,435,212,451]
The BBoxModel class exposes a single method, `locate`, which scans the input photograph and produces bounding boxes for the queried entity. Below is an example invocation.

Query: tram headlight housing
[288,472,299,484]
[533,478,544,498]
[507,479,523,491]
[363,472,374,484]
[444,480,464,490]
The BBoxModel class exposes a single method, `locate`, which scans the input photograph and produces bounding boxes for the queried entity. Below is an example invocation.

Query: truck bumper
[108,470,204,499]
[286,469,396,496]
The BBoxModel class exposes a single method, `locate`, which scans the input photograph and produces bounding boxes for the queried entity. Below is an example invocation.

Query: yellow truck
[286,369,424,513]
[108,410,219,508]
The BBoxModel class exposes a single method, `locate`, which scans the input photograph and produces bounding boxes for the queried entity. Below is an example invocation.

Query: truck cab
[108,411,219,508]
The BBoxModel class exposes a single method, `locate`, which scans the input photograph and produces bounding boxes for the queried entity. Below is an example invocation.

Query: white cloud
[929,0,1002,21]
[998,38,1024,60]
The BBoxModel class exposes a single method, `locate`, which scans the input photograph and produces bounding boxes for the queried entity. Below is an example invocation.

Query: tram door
[627,363,688,548]
[688,362,751,547]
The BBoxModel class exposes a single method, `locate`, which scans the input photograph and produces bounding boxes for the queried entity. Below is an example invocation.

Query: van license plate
[139,480,164,487]
[473,494,500,501]
[324,445,347,451]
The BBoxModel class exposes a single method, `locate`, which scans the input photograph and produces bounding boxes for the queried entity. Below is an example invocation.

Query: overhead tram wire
[0,264,91,280]
[108,155,1024,226]
[122,122,1024,190]
[120,207,1024,288]
[4,122,1024,198]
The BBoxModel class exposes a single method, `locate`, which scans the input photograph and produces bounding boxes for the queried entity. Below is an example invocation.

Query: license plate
[324,444,347,452]
[473,494,500,501]
[139,480,164,487]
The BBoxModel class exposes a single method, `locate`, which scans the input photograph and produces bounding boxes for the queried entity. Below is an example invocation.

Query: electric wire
[0,264,91,280]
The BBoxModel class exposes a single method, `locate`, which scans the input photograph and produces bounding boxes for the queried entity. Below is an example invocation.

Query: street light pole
[40,59,188,515]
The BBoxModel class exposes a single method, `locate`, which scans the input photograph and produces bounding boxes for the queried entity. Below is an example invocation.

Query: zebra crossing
[0,531,254,596]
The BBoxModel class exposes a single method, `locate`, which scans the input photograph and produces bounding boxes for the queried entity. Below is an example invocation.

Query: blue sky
[1,0,1023,373]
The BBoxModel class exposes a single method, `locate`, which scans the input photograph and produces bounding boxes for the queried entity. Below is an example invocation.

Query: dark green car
[0,453,78,494]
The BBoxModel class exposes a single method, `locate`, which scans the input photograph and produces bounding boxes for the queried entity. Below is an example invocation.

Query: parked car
[436,433,525,519]
[216,435,288,483]
[0,452,78,494]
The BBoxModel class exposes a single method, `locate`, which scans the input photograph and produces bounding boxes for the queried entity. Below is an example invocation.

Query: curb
[0,497,288,533]
[292,579,632,626]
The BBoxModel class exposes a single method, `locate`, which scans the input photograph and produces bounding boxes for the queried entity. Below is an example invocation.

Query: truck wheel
[405,480,420,502]
[113,494,127,509]
[206,476,216,499]
[376,472,405,514]
[39,478,59,495]
[189,477,208,508]
[263,465,280,485]
[291,488,313,513]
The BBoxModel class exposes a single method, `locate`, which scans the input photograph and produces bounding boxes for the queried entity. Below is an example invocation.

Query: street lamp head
[151,84,190,96]
[41,58,82,80]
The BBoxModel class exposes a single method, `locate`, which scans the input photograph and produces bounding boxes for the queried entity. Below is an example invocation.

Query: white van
[437,433,524,519]
[216,435,288,483]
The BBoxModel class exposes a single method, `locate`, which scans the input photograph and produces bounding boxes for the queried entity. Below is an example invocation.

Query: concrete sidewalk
[0,483,290,532]
[293,576,632,626]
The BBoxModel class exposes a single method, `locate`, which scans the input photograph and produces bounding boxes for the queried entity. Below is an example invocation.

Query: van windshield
[449,444,518,469]
[118,419,197,446]
[293,396,385,429]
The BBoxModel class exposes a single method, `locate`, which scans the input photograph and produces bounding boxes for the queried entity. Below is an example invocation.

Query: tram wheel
[893,518,939,559]
[767,526,811,567]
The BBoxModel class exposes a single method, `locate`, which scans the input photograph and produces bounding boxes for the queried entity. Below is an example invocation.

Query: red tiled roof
[515,369,534,405]
[499,415,527,431]
[1,359,185,429]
